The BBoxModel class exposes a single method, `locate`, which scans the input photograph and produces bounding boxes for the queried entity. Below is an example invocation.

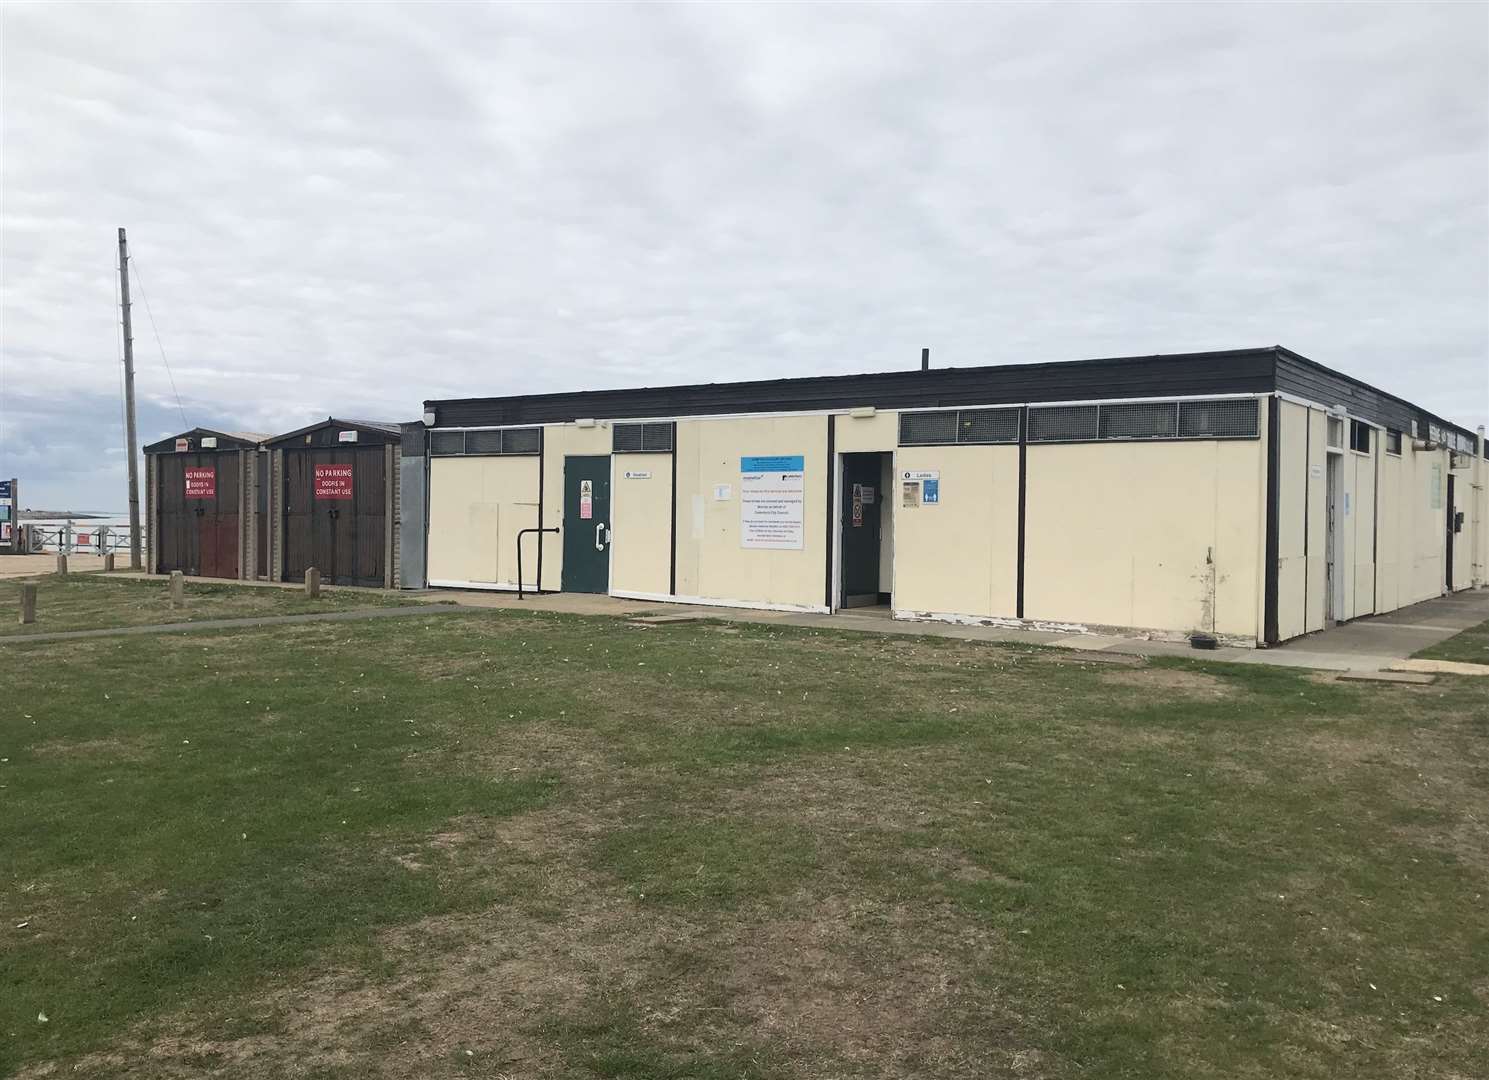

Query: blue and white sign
[739,455,806,549]
[922,477,939,504]
[740,455,804,473]
[0,480,10,498]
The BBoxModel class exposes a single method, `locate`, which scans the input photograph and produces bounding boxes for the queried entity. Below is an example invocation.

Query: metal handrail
[516,526,559,599]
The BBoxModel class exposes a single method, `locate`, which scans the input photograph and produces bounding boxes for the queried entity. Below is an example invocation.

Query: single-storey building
[144,428,270,580]
[263,418,407,588]
[410,346,1485,646]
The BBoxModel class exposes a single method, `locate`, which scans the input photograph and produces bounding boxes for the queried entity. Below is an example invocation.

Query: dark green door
[840,452,884,607]
[562,456,611,593]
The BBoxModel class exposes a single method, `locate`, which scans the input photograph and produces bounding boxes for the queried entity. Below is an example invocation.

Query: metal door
[839,453,883,607]
[561,456,610,593]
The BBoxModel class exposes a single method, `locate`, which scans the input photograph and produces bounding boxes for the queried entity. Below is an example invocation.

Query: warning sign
[314,463,354,500]
[579,479,593,519]
[185,467,216,498]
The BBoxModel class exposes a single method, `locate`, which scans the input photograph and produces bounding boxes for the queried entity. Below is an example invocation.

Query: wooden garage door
[282,446,386,587]
[157,452,240,579]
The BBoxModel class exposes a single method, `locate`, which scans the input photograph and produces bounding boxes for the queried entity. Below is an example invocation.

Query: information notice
[739,455,805,549]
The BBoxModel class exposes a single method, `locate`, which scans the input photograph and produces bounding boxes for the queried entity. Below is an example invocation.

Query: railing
[23,523,139,556]
[515,526,559,599]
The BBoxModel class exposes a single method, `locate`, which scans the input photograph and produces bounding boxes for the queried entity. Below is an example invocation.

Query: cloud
[2,2,1486,508]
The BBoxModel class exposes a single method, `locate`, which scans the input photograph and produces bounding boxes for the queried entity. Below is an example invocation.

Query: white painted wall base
[891,608,1260,649]
[428,578,527,592]
[610,589,830,615]
[892,609,1092,635]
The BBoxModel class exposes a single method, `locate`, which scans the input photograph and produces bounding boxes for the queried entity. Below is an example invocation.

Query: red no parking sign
[184,467,216,498]
[314,464,354,500]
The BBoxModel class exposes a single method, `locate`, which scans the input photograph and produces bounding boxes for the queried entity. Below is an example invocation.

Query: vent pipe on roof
[921,347,930,372]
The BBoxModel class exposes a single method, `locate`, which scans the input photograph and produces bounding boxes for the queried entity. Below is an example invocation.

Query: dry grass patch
[1101,666,1235,697]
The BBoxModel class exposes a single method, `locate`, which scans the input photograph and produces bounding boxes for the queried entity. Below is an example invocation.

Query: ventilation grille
[429,427,541,456]
[501,427,542,454]
[429,431,465,456]
[464,430,504,455]
[1023,398,1259,443]
[1099,402,1178,440]
[1027,406,1098,442]
[1179,399,1258,438]
[613,422,674,453]
[899,408,1019,446]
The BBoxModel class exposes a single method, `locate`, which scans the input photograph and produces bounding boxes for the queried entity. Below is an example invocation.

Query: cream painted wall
[1276,401,1309,640]
[426,456,541,586]
[1474,440,1488,588]
[1304,409,1328,633]
[1376,447,1403,614]
[611,452,672,595]
[672,414,829,608]
[1024,438,1264,639]
[1410,448,1446,603]
[892,444,1019,619]
[1348,443,1378,618]
[835,410,898,453]
[1450,456,1473,590]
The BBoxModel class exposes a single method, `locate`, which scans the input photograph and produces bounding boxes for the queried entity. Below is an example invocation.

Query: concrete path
[0,554,111,579]
[0,603,466,646]
[435,584,1489,673]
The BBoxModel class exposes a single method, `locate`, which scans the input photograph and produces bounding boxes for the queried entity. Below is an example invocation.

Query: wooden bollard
[103,553,115,572]
[19,583,36,625]
[55,553,68,576]
[169,570,184,609]
[305,567,321,599]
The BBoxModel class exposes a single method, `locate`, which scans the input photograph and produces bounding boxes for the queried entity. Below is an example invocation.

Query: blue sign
[740,455,804,473]
[922,478,939,503]
[0,480,10,498]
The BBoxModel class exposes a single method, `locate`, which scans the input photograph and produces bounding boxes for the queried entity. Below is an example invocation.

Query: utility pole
[118,227,143,569]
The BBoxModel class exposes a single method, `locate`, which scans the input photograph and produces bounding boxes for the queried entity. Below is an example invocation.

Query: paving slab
[1336,671,1437,685]
[1389,658,1489,678]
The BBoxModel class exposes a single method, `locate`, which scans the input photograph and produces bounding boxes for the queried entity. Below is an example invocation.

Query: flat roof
[425,346,1480,449]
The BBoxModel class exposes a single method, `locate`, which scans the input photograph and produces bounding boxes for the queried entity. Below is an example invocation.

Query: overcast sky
[2,2,1486,510]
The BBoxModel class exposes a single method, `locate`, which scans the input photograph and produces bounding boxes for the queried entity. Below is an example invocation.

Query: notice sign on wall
[740,455,805,549]
[901,469,938,507]
[184,466,216,499]
[314,463,354,500]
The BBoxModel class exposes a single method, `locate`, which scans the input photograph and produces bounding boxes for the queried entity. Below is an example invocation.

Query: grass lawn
[0,574,418,636]
[1414,617,1489,665]
[2,611,1485,1079]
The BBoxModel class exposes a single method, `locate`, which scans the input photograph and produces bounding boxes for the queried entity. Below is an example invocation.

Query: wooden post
[169,570,184,609]
[305,566,321,598]
[19,583,36,625]
[104,553,116,572]
[119,228,143,570]
[55,553,68,576]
